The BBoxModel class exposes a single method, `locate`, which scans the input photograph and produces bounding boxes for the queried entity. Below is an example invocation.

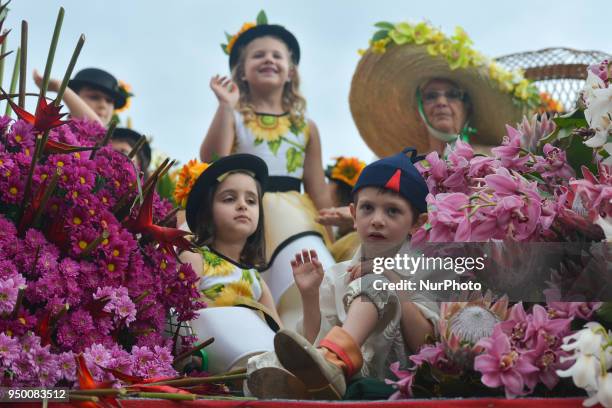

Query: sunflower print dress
[232,110,335,309]
[196,246,263,307]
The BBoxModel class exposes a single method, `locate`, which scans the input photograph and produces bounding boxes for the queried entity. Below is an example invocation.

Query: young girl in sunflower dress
[179,154,283,373]
[200,14,335,327]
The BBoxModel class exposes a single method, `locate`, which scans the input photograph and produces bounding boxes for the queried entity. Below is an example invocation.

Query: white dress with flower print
[232,110,336,329]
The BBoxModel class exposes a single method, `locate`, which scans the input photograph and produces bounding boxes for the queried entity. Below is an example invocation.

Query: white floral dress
[233,111,335,322]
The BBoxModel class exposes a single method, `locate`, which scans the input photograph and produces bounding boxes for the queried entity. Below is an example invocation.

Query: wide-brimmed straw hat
[350,21,540,157]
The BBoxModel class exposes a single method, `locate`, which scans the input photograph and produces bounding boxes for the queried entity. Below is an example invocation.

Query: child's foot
[274,330,346,400]
[247,367,309,399]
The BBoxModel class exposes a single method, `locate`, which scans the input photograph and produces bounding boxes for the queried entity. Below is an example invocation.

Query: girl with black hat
[178,154,283,373]
[33,67,129,126]
[199,12,335,329]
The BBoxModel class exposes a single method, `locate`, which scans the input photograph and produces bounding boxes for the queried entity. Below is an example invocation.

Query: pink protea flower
[474,326,539,398]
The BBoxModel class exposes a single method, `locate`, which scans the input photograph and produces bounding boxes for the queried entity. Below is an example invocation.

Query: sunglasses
[422,89,466,104]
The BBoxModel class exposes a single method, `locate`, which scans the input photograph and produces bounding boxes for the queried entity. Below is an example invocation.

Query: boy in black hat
[247,148,439,400]
[33,67,127,126]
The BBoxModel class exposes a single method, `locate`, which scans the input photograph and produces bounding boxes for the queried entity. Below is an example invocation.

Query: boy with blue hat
[247,147,439,400]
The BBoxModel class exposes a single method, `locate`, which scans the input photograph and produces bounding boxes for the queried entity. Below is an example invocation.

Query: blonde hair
[231,37,307,128]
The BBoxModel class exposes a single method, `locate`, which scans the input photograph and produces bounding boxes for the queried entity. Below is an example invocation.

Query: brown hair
[193,171,266,268]
[231,35,307,129]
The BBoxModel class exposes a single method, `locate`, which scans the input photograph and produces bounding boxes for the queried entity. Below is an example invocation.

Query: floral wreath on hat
[114,80,134,113]
[359,20,542,108]
[325,156,366,188]
[173,159,210,209]
[221,10,268,56]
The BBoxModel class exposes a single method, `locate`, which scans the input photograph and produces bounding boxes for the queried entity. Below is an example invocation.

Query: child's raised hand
[210,75,239,108]
[32,69,60,93]
[291,249,324,296]
[316,206,353,229]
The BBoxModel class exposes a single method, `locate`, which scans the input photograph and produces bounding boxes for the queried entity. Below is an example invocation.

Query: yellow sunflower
[226,22,256,55]
[213,280,254,306]
[201,250,235,277]
[173,159,210,208]
[330,157,366,187]
[114,80,133,113]
[246,114,291,142]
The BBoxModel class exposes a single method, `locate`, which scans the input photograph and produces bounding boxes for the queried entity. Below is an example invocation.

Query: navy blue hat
[68,68,126,109]
[352,147,428,214]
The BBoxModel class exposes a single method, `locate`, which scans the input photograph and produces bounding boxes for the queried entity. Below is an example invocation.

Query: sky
[4,0,609,167]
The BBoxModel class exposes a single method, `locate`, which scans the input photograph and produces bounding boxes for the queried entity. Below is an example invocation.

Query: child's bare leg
[400,301,434,353]
[342,296,378,346]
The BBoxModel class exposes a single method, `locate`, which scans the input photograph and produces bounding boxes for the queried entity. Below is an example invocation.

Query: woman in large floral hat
[350,21,541,157]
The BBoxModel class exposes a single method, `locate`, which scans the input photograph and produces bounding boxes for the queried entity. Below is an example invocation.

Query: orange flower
[330,157,366,187]
[536,92,563,114]
[226,22,256,55]
[173,159,210,208]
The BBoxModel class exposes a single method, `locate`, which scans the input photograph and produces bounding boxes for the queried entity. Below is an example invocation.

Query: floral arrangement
[386,60,612,405]
[361,21,542,107]
[221,10,267,55]
[325,156,366,188]
[114,80,134,114]
[0,6,213,396]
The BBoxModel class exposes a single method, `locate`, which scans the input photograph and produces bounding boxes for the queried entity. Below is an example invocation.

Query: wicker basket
[495,47,611,112]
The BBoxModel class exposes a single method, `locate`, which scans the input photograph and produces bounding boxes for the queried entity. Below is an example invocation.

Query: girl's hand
[316,206,353,229]
[348,259,374,281]
[210,75,239,108]
[291,249,324,297]
[33,69,61,93]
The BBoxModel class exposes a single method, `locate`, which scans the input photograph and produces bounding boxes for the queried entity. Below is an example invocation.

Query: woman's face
[421,79,469,134]
[212,172,260,242]
[243,36,292,91]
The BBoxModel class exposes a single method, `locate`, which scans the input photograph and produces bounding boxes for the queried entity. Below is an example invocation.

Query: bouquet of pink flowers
[387,59,612,404]
[0,6,203,390]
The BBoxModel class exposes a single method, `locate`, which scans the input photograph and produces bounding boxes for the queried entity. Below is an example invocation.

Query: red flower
[127,177,193,256]
[8,96,68,134]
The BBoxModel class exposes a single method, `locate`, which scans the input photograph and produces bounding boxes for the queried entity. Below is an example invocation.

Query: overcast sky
[4,0,609,166]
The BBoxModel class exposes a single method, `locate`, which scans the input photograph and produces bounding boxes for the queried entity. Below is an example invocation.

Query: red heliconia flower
[44,139,95,155]
[36,310,52,346]
[127,178,193,256]
[7,96,69,134]
[75,354,119,408]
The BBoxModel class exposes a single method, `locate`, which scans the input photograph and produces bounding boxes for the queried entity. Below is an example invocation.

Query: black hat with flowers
[223,11,300,69]
[68,68,127,109]
[352,147,428,214]
[185,154,268,232]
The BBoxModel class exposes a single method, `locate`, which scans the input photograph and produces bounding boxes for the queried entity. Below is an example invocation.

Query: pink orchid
[491,125,531,171]
[474,326,539,398]
[547,302,602,320]
[385,361,416,399]
[524,304,571,349]
[499,303,529,345]
[523,333,571,391]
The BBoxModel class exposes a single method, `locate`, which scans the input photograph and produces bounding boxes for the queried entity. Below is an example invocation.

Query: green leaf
[374,21,395,30]
[156,173,177,205]
[268,139,282,155]
[256,10,268,25]
[286,147,304,173]
[371,29,389,42]
[553,109,587,129]
[220,44,228,54]
[241,269,253,284]
[565,135,597,175]
[254,138,264,146]
[225,31,233,42]
[596,303,612,330]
